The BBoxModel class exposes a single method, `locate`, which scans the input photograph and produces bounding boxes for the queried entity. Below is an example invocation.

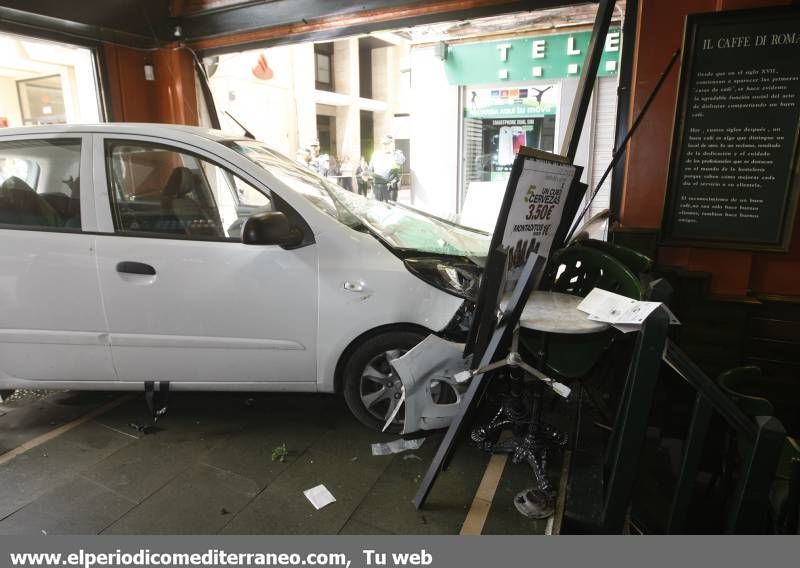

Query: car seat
[0,176,60,228]
[159,167,221,237]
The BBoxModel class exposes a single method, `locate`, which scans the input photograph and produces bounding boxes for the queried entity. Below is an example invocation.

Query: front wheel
[342,329,427,432]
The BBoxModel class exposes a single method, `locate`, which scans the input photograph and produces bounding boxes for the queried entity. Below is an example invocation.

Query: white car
[0,124,489,431]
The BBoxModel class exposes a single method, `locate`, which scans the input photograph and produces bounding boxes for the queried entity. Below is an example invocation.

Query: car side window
[0,139,82,231]
[105,140,272,240]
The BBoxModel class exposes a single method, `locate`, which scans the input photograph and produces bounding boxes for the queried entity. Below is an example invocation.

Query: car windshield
[226,139,491,258]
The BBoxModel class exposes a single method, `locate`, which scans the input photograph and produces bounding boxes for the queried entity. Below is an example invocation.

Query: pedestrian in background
[339,155,354,192]
[370,135,405,202]
[355,156,371,197]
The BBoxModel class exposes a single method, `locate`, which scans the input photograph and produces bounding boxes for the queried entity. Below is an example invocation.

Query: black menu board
[662,7,800,251]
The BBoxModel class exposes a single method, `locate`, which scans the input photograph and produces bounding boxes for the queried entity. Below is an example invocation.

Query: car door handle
[116,261,156,276]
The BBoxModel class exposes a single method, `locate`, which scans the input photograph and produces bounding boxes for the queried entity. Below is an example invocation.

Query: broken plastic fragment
[371,437,424,456]
[389,334,470,435]
[382,387,405,432]
[129,422,159,435]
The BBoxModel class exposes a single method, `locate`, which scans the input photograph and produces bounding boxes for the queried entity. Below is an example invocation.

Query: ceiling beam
[0,0,588,53]
[181,0,586,55]
[0,2,167,48]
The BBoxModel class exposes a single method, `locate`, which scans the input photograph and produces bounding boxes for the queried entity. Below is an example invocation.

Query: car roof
[0,123,240,143]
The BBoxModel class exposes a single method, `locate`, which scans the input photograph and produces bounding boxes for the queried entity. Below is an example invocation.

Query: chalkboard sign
[662,7,800,251]
[488,147,580,290]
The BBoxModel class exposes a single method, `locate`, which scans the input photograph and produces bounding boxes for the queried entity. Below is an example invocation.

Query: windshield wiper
[348,221,371,232]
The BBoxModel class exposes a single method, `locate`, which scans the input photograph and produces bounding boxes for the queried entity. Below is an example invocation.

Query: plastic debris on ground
[303,484,336,510]
[128,422,160,435]
[371,437,424,456]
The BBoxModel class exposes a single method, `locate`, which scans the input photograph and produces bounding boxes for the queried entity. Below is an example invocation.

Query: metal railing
[579,305,785,533]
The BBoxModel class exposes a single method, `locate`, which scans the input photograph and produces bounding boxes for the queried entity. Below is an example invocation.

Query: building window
[316,114,337,157]
[360,111,374,162]
[314,43,334,92]
[358,39,373,100]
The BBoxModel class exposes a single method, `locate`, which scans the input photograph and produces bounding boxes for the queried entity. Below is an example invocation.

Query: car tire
[0,390,13,403]
[342,329,427,433]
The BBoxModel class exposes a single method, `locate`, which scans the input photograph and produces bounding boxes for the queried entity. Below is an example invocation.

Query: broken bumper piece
[389,334,471,435]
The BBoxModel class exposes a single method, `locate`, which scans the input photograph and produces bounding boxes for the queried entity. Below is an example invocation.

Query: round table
[520,291,609,334]
[475,291,609,513]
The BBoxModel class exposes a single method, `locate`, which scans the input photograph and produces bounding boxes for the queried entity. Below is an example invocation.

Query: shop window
[460,85,559,214]
[17,75,67,125]
[314,43,334,92]
[0,139,81,230]
[0,33,102,128]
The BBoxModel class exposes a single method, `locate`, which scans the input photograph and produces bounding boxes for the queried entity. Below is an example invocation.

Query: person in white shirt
[370,135,405,201]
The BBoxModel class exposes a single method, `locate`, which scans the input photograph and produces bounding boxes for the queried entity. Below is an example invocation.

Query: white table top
[520,291,610,334]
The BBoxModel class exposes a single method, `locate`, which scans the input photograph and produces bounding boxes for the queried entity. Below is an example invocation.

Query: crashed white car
[0,124,489,431]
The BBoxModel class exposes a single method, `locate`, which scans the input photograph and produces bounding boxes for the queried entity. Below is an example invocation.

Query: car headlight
[404,258,481,301]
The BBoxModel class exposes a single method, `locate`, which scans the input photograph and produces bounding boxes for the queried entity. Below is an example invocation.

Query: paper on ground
[577,288,680,333]
[371,437,424,456]
[303,484,336,510]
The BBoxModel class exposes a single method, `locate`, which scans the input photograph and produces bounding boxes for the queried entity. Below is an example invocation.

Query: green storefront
[442,28,621,207]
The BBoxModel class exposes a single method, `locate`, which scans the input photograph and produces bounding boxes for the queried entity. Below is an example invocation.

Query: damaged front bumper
[389,334,471,435]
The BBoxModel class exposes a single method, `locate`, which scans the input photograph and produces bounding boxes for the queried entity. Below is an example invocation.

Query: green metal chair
[577,238,654,275]
[539,245,645,300]
[717,366,775,417]
[717,366,800,534]
[772,437,800,534]
[718,366,800,434]
[523,245,645,379]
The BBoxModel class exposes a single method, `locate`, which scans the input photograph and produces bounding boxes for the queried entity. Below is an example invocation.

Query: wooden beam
[186,0,546,52]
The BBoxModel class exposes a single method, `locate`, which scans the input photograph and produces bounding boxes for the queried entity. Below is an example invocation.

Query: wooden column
[103,44,199,126]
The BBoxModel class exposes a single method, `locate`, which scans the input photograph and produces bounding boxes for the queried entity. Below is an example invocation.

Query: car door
[0,133,116,384]
[92,134,319,387]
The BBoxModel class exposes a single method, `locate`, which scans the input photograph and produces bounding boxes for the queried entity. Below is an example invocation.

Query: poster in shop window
[489,147,580,289]
[662,7,800,251]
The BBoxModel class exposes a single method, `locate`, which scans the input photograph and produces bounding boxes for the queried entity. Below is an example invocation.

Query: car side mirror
[241,211,303,247]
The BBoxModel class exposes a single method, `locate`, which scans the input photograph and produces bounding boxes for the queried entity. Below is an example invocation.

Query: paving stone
[0,395,116,455]
[310,409,401,462]
[94,396,248,443]
[349,441,489,535]
[0,422,134,520]
[338,519,393,535]
[58,420,137,452]
[220,446,392,534]
[82,433,217,504]
[201,420,327,488]
[0,386,529,535]
[103,464,259,534]
[0,476,135,535]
